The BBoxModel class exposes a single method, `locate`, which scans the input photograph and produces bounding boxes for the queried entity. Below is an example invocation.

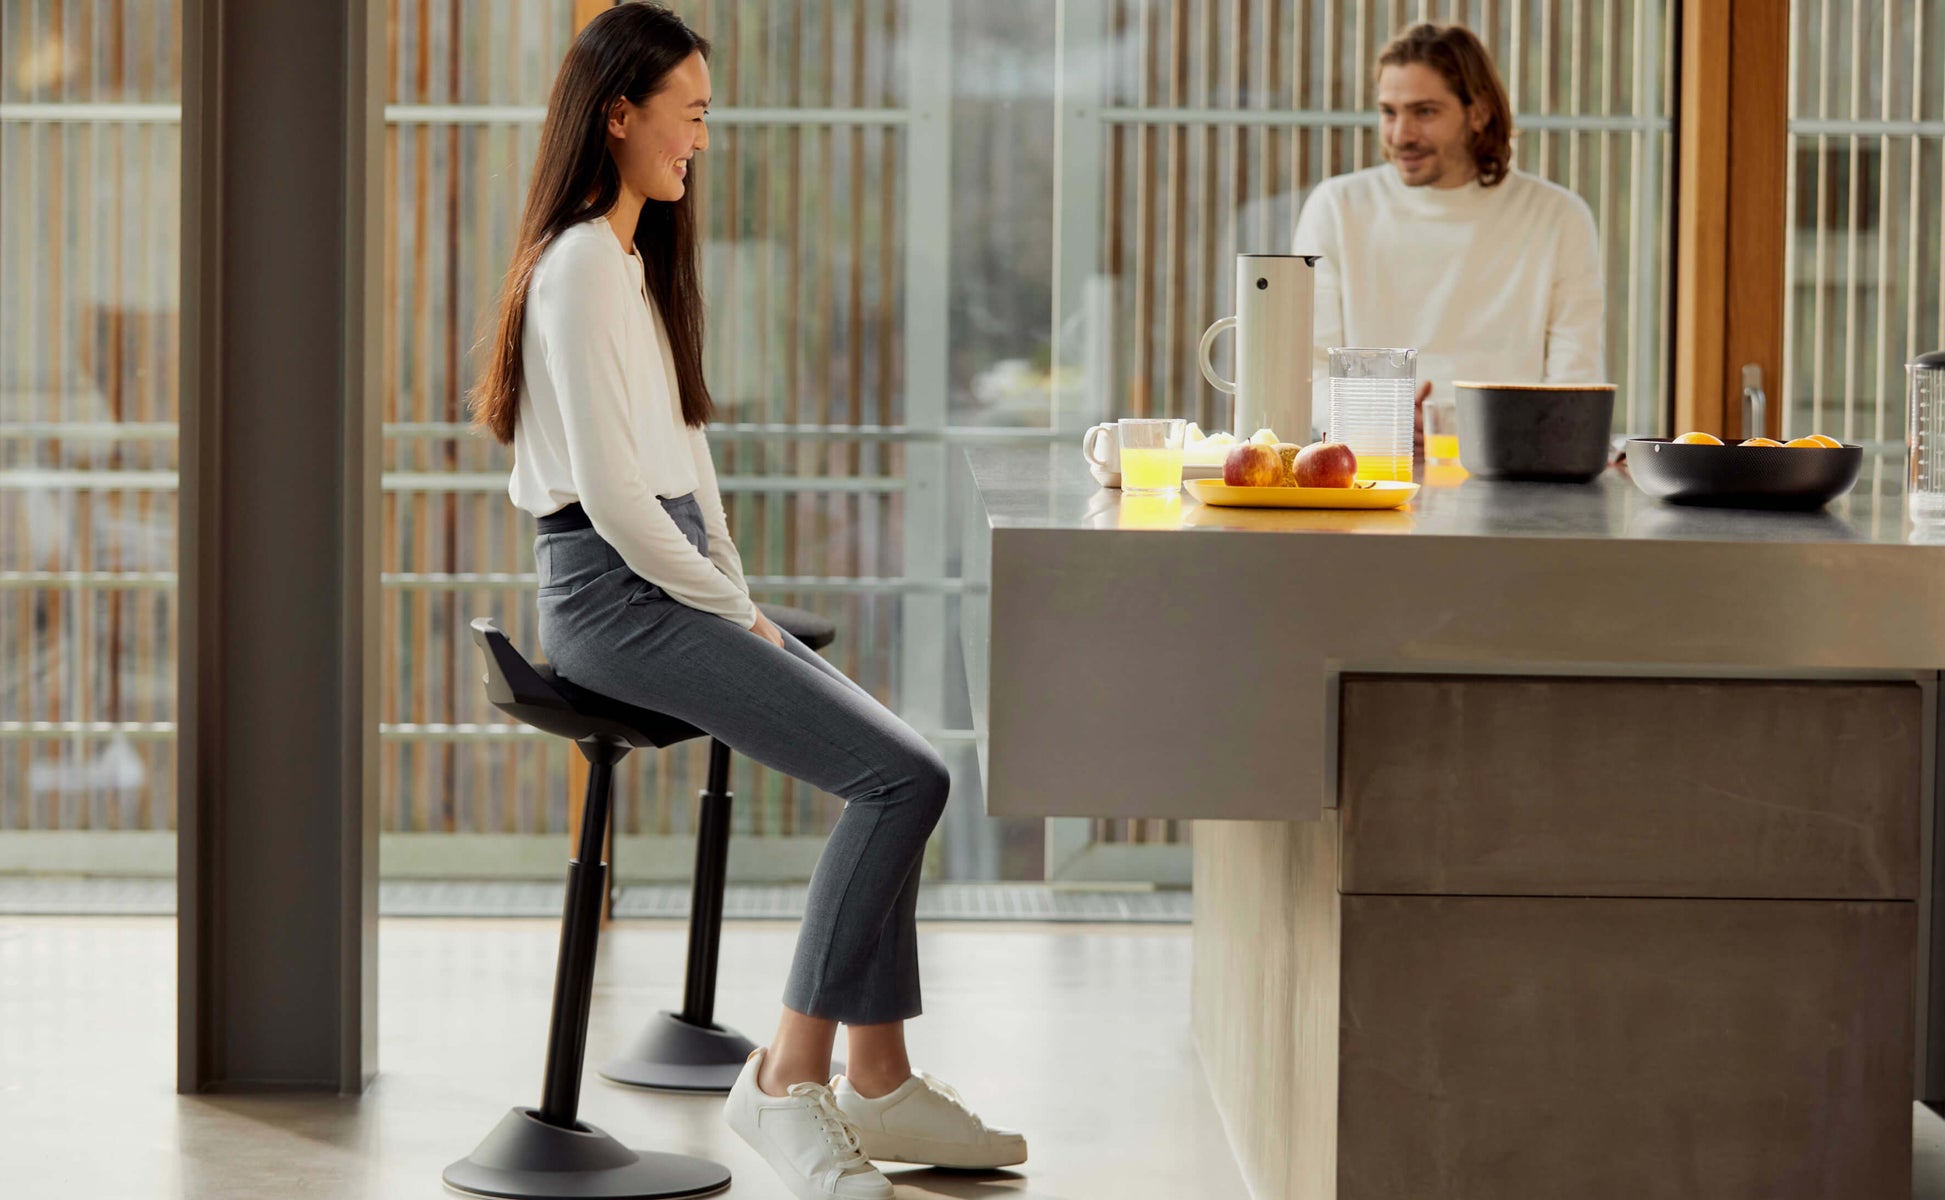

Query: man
[1293,24,1605,441]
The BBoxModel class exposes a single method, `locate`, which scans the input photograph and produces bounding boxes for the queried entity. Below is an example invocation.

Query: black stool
[446,617,730,1198]
[598,604,843,1095]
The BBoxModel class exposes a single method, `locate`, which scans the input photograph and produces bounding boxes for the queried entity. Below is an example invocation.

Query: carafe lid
[1912,350,1945,370]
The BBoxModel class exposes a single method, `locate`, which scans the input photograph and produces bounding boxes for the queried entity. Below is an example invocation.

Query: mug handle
[1082,424,1112,468]
[1199,316,1238,394]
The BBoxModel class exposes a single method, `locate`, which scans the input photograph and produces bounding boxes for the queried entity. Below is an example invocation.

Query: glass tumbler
[1328,348,1417,482]
[1423,395,1460,466]
[1117,417,1187,496]
[1909,350,1945,528]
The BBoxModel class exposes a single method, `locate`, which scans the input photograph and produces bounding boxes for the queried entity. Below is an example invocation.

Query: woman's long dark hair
[471,3,714,444]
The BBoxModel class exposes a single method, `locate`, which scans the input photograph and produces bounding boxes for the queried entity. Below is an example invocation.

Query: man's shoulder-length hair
[1378,23,1516,188]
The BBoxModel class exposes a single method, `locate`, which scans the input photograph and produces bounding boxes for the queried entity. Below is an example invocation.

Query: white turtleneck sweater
[508,216,756,629]
[1292,165,1605,399]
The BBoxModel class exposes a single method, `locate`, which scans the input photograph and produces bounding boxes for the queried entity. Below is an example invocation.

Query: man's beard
[1384,142,1448,187]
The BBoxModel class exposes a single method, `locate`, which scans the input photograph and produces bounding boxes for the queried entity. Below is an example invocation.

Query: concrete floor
[7,915,1945,1199]
[0,916,1243,1199]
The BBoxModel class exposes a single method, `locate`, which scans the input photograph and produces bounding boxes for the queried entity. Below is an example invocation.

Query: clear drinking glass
[1118,417,1187,496]
[1328,348,1417,482]
[1908,351,1945,529]
[1423,395,1460,466]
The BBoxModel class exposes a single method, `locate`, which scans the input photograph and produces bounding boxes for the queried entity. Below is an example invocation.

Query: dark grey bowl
[1454,382,1616,482]
[1624,438,1863,510]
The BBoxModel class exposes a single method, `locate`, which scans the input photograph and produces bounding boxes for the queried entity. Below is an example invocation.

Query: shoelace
[915,1070,987,1133]
[785,1082,869,1168]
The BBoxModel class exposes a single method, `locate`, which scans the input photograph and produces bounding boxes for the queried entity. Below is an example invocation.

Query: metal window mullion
[1908,0,1928,383]
[1790,118,1945,138]
[1874,1,1896,452]
[0,102,181,122]
[1629,0,1665,436]
[1811,0,1833,437]
[1539,0,1553,178]
[1053,0,1110,434]
[1566,0,1583,192]
[1352,0,1367,173]
[900,0,958,867]
[1092,105,1666,133]
[0,103,916,129]
[1781,0,1801,440]
[1841,0,1864,445]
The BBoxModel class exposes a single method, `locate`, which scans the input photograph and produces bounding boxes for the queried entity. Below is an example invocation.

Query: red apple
[1294,441,1358,488]
[1223,443,1285,487]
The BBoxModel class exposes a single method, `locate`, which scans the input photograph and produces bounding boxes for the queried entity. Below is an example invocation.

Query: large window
[1783,0,1945,483]
[1,0,1698,895]
[0,0,182,881]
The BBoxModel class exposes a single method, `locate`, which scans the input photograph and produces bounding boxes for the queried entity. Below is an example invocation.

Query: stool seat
[470,604,834,750]
[471,619,702,750]
[764,604,835,651]
[538,664,707,750]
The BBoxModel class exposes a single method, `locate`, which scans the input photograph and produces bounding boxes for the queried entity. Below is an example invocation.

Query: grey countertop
[968,444,1929,547]
[961,444,1945,821]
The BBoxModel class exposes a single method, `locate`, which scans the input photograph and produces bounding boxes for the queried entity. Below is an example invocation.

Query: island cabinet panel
[1336,895,1915,1200]
[1192,814,1344,1200]
[1337,675,1923,900]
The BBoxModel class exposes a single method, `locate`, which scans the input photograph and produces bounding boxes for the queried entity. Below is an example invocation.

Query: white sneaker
[831,1070,1028,1170]
[723,1048,893,1200]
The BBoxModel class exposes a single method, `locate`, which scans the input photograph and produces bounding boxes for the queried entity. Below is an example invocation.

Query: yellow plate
[1184,478,1419,510]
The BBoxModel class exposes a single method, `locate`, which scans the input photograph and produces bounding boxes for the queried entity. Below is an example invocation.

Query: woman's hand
[749,608,785,649]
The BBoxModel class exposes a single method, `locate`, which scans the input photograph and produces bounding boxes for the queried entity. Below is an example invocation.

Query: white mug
[1082,422,1121,473]
[1198,253,1319,443]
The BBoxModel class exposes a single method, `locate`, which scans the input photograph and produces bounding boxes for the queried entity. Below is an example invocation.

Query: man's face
[1378,62,1482,189]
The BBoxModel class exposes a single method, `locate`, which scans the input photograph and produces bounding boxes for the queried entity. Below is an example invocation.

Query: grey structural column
[177,0,383,1093]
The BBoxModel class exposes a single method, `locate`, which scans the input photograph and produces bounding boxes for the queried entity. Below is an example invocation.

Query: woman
[470,6,1025,1198]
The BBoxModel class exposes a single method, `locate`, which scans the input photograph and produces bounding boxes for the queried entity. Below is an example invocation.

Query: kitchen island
[960,444,1945,1199]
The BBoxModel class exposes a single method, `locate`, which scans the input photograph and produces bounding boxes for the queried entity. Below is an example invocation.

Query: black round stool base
[442,1106,729,1199]
[599,1011,844,1095]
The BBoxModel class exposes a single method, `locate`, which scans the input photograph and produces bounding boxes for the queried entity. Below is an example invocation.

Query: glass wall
[1,0,1685,893]
[0,0,182,881]
[1783,0,1945,495]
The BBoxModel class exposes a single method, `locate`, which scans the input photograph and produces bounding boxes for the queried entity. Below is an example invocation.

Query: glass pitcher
[1908,350,1945,528]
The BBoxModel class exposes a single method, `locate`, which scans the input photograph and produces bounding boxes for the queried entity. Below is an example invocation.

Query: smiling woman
[604,52,710,206]
[469,2,717,446]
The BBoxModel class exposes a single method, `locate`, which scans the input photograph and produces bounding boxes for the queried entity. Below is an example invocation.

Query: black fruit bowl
[1624,438,1863,510]
[1454,382,1616,482]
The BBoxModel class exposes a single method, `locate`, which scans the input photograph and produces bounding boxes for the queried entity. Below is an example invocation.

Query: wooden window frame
[1674,0,1791,439]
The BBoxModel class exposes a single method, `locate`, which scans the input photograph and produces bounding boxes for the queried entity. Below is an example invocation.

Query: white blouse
[508,216,756,629]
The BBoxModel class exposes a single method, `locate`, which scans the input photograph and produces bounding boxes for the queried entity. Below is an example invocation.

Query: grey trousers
[533,492,949,1025]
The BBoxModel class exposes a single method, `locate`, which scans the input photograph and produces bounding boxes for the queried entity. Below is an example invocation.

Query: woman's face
[606,50,711,203]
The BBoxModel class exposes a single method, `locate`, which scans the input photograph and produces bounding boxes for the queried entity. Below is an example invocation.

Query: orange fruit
[1741,437,1783,447]
[1808,434,1843,448]
[1784,437,1825,448]
[1672,431,1724,445]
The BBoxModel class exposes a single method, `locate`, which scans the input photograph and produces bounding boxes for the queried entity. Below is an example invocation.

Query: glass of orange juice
[1424,395,1460,466]
[1117,418,1187,496]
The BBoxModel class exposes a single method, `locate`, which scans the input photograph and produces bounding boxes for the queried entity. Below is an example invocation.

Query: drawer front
[1337,895,1915,1200]
[1338,675,1921,899]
